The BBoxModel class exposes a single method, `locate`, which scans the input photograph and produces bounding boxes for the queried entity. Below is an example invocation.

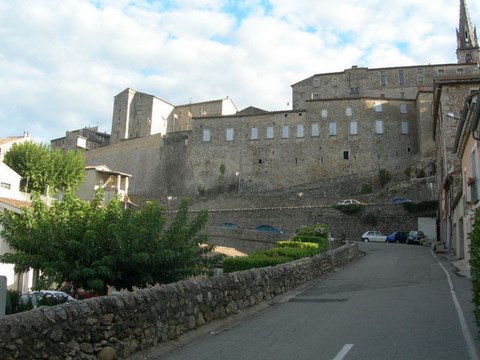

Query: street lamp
[235,171,240,194]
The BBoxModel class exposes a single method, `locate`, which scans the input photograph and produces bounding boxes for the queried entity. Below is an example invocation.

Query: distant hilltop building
[71,1,480,199]
[51,127,110,152]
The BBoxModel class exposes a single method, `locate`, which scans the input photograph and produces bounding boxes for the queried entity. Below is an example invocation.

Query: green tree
[0,192,214,294]
[3,142,84,194]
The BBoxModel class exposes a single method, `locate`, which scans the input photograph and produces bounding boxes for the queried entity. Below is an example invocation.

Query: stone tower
[457,0,479,64]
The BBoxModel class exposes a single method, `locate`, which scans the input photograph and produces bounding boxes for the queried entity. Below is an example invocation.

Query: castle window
[321,109,328,118]
[398,70,405,85]
[380,73,386,87]
[296,125,304,138]
[267,126,274,139]
[329,122,337,136]
[437,69,445,76]
[400,103,407,114]
[401,92,405,99]
[457,68,464,75]
[350,121,358,135]
[350,87,359,95]
[375,120,384,134]
[346,107,352,116]
[251,127,258,140]
[401,121,409,134]
[343,151,349,160]
[282,126,290,139]
[203,129,211,142]
[418,76,424,85]
[226,128,234,141]
[311,123,320,137]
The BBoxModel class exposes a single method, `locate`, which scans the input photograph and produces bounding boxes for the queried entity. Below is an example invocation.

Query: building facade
[51,127,110,152]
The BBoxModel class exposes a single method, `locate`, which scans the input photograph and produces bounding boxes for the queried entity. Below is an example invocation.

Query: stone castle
[59,0,480,200]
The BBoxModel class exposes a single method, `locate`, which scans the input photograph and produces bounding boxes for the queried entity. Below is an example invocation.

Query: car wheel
[363,238,369,242]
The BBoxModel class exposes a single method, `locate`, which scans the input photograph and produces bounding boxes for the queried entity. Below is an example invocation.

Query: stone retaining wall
[0,243,359,360]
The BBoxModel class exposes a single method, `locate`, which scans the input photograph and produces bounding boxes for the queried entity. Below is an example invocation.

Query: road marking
[332,344,354,360]
[432,251,479,360]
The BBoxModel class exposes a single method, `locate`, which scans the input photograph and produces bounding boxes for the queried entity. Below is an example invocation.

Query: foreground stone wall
[0,243,358,360]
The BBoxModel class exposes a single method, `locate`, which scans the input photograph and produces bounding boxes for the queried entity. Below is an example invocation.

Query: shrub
[262,246,320,259]
[277,241,319,249]
[469,208,480,333]
[333,204,364,215]
[402,200,438,215]
[222,255,293,273]
[361,182,372,194]
[377,169,392,187]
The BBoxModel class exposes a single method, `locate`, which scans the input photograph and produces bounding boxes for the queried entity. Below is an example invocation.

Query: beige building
[51,127,110,152]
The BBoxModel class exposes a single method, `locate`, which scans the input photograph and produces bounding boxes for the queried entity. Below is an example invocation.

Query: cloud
[0,0,478,143]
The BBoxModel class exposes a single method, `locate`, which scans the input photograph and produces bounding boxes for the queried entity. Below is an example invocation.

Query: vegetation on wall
[362,211,378,227]
[469,208,480,332]
[4,142,85,194]
[377,169,392,188]
[0,191,215,295]
[401,200,438,216]
[361,182,373,194]
[219,163,226,179]
[222,224,330,273]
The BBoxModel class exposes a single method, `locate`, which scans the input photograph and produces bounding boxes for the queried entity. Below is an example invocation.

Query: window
[343,151,349,160]
[0,182,11,190]
[282,126,289,139]
[398,70,405,85]
[329,122,337,136]
[375,120,384,134]
[401,92,405,99]
[346,107,352,117]
[471,147,479,202]
[374,102,382,112]
[311,123,320,137]
[350,121,358,135]
[321,109,328,118]
[380,73,386,86]
[267,126,274,139]
[400,103,408,114]
[332,77,338,86]
[296,125,304,138]
[251,127,258,140]
[457,68,464,75]
[203,129,210,142]
[350,87,359,95]
[418,76,424,85]
[401,121,409,134]
[226,128,234,141]
[438,69,445,76]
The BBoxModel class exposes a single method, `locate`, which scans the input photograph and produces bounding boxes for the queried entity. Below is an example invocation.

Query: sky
[0,0,479,144]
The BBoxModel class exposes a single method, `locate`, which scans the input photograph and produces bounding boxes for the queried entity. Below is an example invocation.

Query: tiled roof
[0,197,31,211]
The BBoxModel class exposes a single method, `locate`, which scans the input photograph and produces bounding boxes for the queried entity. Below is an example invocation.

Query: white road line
[332,344,354,360]
[432,251,479,360]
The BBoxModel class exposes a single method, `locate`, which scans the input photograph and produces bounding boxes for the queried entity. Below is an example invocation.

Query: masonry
[0,243,359,360]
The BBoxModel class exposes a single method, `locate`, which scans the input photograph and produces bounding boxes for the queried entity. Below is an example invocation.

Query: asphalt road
[130,242,480,360]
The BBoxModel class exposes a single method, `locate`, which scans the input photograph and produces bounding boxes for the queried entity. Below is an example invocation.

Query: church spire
[456,0,479,63]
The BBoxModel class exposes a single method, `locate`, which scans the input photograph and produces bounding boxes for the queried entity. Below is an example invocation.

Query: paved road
[130,242,480,360]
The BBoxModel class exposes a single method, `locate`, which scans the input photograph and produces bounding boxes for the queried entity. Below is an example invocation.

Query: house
[0,133,33,162]
[50,127,110,153]
[76,165,132,206]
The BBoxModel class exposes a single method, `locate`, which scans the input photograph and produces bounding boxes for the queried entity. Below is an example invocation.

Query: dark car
[391,196,413,204]
[407,230,427,245]
[255,224,284,234]
[385,231,408,243]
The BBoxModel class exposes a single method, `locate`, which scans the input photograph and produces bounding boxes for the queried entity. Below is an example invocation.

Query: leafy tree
[0,191,214,294]
[3,142,84,194]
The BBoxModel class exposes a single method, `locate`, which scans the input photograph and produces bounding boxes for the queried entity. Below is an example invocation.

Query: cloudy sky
[1,0,479,144]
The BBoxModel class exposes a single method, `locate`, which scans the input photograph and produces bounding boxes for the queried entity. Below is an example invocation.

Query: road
[130,242,480,360]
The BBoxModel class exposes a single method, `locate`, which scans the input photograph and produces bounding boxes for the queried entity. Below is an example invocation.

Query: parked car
[407,230,427,245]
[218,222,240,229]
[361,231,387,242]
[255,224,284,234]
[338,199,361,205]
[391,196,413,204]
[385,231,408,243]
[20,290,75,308]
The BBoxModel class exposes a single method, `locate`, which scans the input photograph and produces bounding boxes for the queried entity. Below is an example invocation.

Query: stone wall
[0,243,359,360]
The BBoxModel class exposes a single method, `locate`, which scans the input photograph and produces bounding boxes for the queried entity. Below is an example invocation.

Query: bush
[277,241,319,249]
[361,182,372,194]
[470,208,480,333]
[333,204,364,215]
[377,169,392,187]
[262,246,320,259]
[222,255,293,273]
[402,200,438,215]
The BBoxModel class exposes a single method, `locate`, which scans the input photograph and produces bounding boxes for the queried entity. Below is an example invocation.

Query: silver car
[361,231,387,242]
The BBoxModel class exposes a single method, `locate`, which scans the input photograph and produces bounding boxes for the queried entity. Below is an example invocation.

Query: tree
[3,142,85,194]
[0,191,214,294]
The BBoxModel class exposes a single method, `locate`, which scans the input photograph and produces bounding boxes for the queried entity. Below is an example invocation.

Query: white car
[20,290,75,308]
[338,199,362,205]
[361,231,387,242]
